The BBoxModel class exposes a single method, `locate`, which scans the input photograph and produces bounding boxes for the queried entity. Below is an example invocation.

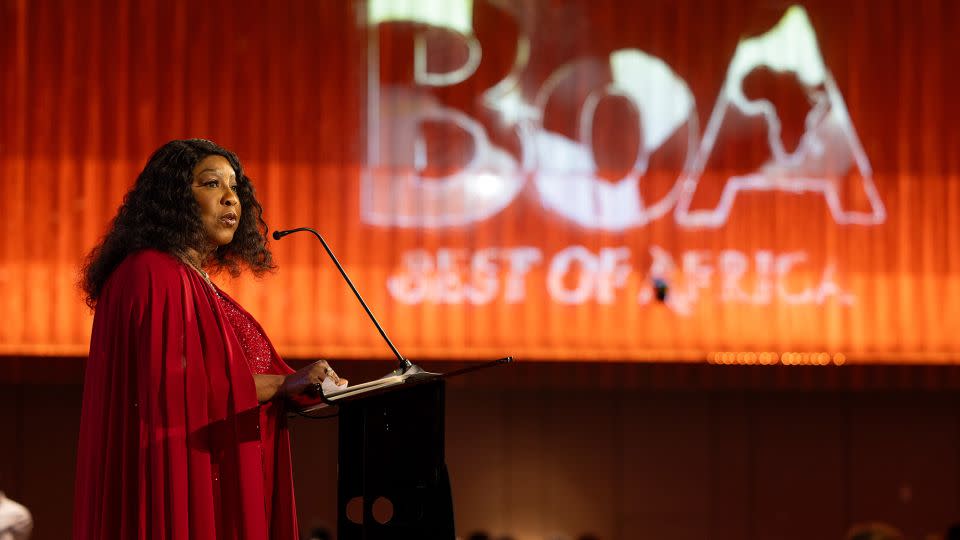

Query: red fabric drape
[1,1,958,363]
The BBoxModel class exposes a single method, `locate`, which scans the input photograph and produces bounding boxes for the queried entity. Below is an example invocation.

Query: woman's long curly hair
[80,139,275,307]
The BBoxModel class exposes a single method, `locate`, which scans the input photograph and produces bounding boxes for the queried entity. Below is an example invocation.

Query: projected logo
[529,50,697,229]
[676,7,885,228]
[361,3,884,231]
[361,0,525,228]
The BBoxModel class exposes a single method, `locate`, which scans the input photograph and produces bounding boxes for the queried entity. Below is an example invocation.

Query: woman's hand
[280,360,347,401]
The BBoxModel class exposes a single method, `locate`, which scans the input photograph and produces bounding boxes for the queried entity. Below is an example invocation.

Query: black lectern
[299,358,512,539]
[271,227,508,538]
[334,374,454,539]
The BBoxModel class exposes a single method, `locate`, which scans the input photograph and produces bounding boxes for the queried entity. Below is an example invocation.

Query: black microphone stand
[272,227,424,376]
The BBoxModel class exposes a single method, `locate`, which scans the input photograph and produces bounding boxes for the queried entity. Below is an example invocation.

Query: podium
[299,358,511,539]
[335,374,454,539]
[272,227,509,538]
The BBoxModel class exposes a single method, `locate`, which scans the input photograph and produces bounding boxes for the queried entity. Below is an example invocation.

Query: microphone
[272,227,420,375]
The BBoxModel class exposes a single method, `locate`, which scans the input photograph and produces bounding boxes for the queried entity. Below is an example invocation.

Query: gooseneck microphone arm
[272,227,415,373]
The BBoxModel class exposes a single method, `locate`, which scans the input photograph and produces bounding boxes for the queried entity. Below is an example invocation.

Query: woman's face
[191,155,241,250]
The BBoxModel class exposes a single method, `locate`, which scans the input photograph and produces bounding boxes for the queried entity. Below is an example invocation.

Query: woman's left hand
[280,359,348,401]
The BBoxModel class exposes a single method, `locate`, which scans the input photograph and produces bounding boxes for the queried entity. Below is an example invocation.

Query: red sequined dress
[73,250,298,540]
[216,290,275,375]
[213,286,298,536]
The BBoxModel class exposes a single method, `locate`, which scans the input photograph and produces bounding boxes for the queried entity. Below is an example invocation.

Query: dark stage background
[3,362,960,539]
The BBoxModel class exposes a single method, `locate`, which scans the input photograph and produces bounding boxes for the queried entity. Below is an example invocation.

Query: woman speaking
[73,139,343,539]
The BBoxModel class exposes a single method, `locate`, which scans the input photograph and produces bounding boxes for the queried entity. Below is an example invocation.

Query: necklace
[179,253,216,291]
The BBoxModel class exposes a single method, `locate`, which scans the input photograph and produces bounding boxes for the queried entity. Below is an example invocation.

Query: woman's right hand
[280,360,347,400]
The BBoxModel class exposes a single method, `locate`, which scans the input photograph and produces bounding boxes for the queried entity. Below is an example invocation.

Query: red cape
[73,250,298,539]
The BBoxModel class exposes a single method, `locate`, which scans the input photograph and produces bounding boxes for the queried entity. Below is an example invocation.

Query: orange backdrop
[1,0,958,363]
